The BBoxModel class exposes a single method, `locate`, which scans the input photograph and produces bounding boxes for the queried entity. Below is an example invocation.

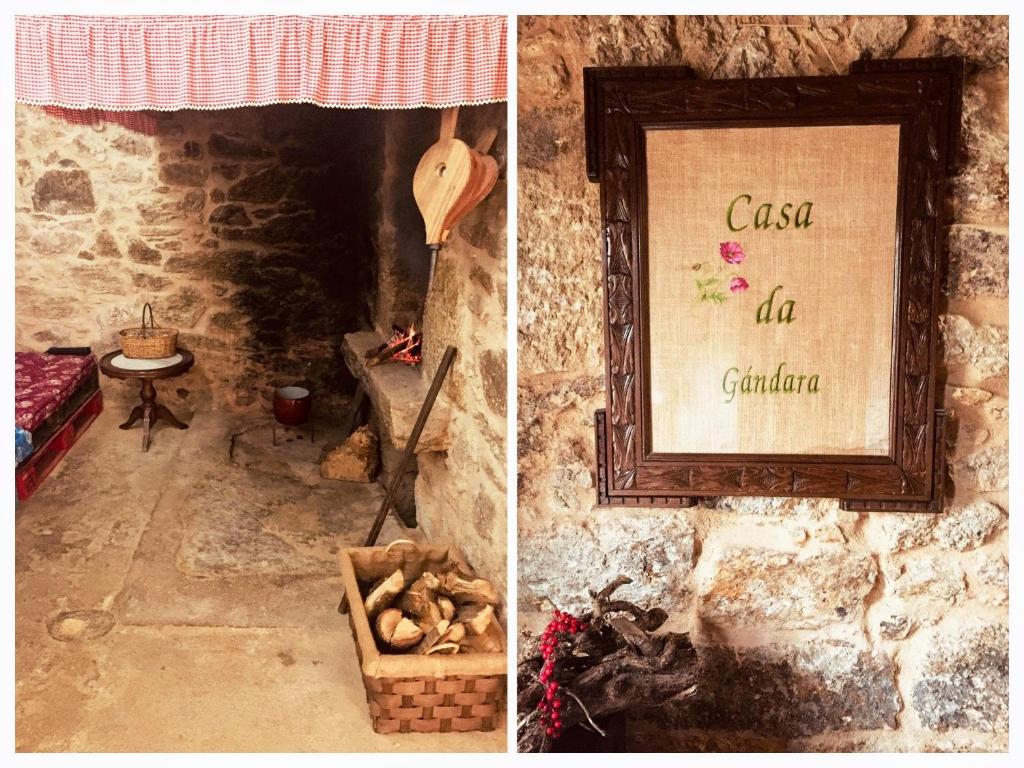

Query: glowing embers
[364,324,423,367]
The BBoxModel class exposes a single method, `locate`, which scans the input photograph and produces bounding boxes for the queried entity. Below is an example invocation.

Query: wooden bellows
[413,107,499,246]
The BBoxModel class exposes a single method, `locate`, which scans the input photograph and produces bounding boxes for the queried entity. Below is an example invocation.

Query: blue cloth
[15,426,33,464]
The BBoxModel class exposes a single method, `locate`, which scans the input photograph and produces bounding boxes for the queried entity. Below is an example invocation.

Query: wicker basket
[339,542,506,734]
[119,303,177,359]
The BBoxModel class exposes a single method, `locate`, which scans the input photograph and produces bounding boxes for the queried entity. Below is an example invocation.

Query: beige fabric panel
[644,124,900,455]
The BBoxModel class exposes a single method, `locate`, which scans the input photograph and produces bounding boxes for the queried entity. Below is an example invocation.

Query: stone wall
[395,105,512,602]
[16,104,383,413]
[518,16,1007,751]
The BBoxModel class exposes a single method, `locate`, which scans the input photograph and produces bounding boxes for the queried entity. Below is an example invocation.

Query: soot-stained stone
[131,273,173,292]
[912,623,1008,732]
[156,287,207,328]
[93,231,122,259]
[210,310,247,333]
[479,348,507,418]
[209,204,252,227]
[470,263,495,294]
[32,169,95,214]
[127,239,162,266]
[641,641,900,739]
[136,201,178,225]
[227,167,288,203]
[179,189,206,215]
[220,212,314,244]
[277,200,308,214]
[277,144,328,167]
[208,132,273,159]
[159,162,208,188]
[213,164,241,180]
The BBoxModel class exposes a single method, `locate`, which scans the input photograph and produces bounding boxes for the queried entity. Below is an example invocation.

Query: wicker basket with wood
[339,542,506,734]
[119,303,177,359]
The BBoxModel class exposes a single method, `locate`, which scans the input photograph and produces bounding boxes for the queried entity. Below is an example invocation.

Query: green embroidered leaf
[695,275,728,304]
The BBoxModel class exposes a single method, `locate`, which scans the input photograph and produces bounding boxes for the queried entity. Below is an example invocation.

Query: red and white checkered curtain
[15,15,507,111]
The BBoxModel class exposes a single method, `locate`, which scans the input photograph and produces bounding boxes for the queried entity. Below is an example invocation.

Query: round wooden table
[99,350,195,452]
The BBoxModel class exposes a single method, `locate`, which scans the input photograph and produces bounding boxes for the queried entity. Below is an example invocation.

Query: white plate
[111,353,184,370]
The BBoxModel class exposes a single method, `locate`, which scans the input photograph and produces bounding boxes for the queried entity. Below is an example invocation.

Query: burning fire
[386,324,422,366]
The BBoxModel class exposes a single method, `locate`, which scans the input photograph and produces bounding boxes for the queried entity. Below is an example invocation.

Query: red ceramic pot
[273,386,312,425]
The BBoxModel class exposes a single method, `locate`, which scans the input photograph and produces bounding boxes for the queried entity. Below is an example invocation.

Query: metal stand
[341,384,368,439]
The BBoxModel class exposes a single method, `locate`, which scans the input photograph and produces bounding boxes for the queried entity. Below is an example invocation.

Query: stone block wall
[16,104,383,413]
[375,105,509,599]
[518,16,1007,751]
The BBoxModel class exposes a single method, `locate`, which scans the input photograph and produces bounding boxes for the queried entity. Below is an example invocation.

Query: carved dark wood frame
[585,57,963,511]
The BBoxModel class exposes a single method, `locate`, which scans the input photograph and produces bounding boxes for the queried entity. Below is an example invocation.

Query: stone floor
[15,392,505,752]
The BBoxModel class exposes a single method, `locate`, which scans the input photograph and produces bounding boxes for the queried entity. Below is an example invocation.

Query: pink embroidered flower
[729,276,749,293]
[719,241,747,265]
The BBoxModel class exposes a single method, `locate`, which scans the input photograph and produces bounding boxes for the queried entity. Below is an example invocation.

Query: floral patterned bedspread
[15,352,96,433]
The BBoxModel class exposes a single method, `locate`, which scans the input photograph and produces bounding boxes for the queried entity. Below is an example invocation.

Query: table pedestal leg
[140,379,156,452]
[122,379,190,452]
[119,405,144,430]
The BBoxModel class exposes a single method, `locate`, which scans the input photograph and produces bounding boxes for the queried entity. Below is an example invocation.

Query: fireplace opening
[16,98,506,531]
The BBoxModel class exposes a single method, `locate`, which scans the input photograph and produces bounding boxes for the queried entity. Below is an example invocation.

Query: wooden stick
[474,127,498,154]
[439,107,460,141]
[364,345,458,547]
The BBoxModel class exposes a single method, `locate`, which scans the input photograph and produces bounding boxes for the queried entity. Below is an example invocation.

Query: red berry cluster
[536,610,588,740]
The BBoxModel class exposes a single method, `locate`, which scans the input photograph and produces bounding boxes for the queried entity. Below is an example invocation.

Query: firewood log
[400,574,443,629]
[414,619,450,654]
[363,569,404,619]
[375,608,424,650]
[516,576,699,753]
[459,604,503,653]
[441,571,500,606]
[438,622,466,647]
[438,596,456,621]
[425,642,460,655]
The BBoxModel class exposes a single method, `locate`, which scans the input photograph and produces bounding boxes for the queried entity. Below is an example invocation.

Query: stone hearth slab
[114,411,410,628]
[342,331,450,452]
[230,420,350,487]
